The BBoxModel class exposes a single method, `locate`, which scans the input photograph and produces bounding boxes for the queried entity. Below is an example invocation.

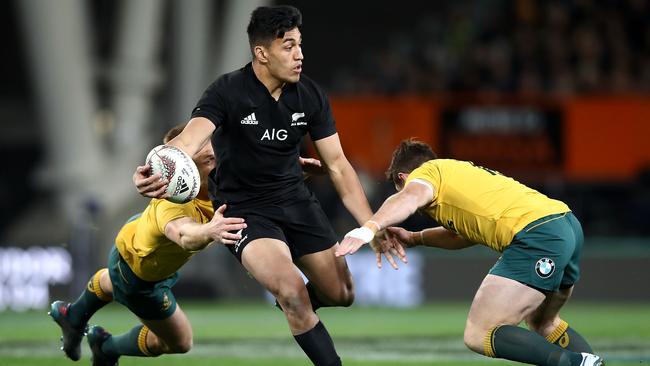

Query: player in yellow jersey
[336,139,605,366]
[50,123,324,366]
[48,123,248,366]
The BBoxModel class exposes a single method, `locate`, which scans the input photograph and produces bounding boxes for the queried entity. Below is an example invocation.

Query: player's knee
[332,279,355,307]
[276,287,309,314]
[167,337,193,354]
[323,285,354,307]
[338,288,354,307]
[462,325,484,353]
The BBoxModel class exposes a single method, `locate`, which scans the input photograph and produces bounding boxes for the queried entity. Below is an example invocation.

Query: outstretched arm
[386,226,475,250]
[335,180,434,261]
[164,204,246,252]
[313,134,408,269]
[367,181,434,232]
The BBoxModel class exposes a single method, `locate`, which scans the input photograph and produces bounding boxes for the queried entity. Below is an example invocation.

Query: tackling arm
[420,227,475,249]
[164,204,246,252]
[369,181,434,232]
[387,226,476,250]
[335,181,434,257]
[165,217,217,252]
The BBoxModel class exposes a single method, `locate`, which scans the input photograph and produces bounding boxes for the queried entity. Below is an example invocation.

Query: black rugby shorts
[223,194,338,262]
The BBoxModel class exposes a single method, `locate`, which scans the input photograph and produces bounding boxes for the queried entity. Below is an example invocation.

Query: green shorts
[489,212,583,292]
[107,246,179,320]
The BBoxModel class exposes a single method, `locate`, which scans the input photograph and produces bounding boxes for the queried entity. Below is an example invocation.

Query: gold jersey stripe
[525,213,567,233]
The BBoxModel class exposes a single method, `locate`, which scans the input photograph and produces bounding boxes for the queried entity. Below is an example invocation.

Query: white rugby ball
[145,145,200,204]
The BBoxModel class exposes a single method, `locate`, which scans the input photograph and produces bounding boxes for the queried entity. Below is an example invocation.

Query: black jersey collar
[243,62,300,110]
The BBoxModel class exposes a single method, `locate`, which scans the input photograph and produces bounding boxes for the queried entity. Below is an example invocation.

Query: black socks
[293,321,341,366]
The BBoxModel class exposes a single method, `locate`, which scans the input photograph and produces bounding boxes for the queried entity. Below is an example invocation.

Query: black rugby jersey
[191,63,337,207]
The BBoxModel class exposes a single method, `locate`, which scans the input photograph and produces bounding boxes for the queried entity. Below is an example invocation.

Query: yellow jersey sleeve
[154,200,198,234]
[115,198,214,281]
[404,162,442,207]
[404,160,569,252]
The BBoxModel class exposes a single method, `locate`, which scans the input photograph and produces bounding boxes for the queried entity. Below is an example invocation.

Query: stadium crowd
[329,0,650,95]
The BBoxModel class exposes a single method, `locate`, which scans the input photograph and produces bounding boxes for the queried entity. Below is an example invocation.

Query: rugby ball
[145,145,200,204]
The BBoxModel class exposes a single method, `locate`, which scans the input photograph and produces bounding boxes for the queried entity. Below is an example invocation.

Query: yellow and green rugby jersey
[405,159,570,252]
[115,198,214,282]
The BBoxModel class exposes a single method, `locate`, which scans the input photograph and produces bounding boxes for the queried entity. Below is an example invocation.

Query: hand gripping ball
[146,145,200,203]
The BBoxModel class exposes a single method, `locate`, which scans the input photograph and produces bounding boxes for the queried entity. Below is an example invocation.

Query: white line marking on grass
[1,338,648,363]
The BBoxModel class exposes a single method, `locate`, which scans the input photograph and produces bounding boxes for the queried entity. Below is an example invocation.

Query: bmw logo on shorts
[535,258,555,278]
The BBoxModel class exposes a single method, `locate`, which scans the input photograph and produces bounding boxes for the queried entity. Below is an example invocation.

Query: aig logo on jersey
[535,258,555,278]
[261,128,288,141]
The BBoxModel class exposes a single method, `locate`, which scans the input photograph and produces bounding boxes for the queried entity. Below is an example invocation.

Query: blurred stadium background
[1,0,649,365]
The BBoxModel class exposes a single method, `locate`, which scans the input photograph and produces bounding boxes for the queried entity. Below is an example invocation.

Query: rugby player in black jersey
[133,5,404,366]
[50,123,323,366]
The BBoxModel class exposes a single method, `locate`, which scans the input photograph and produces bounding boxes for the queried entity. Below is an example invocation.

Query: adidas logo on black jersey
[240,113,258,125]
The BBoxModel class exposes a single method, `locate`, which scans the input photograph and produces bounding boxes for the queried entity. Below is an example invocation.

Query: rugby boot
[87,325,119,366]
[48,300,86,361]
[580,352,605,366]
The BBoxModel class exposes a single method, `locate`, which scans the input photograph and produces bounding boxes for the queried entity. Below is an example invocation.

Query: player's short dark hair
[385,138,438,185]
[163,123,187,143]
[247,5,302,51]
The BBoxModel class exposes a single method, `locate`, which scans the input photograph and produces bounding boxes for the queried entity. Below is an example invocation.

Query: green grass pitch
[0,301,648,365]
